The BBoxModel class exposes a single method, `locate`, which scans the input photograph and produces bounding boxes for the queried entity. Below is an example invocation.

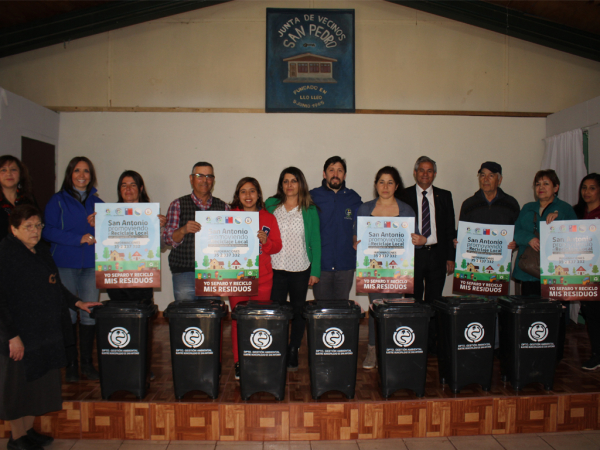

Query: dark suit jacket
[403,185,456,263]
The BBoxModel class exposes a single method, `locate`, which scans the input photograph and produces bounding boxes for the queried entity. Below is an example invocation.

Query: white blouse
[271,205,310,272]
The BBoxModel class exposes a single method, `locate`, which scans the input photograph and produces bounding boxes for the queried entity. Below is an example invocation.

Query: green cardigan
[513,196,577,282]
[265,197,321,278]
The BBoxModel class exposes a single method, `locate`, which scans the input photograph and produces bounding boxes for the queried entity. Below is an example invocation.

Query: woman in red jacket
[229,177,282,380]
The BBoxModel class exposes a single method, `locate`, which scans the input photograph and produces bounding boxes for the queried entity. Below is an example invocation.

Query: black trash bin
[371,300,431,398]
[434,296,496,394]
[498,295,562,391]
[163,300,228,399]
[232,301,293,401]
[92,298,157,399]
[303,300,364,399]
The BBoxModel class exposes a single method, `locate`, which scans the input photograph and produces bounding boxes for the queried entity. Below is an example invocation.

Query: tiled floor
[3,431,600,449]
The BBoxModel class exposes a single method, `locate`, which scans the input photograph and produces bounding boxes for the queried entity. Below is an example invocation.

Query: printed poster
[265,8,355,112]
[355,217,415,294]
[195,211,260,296]
[95,203,161,288]
[540,220,600,300]
[453,221,514,296]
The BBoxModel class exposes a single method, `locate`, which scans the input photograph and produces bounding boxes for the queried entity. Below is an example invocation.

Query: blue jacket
[513,196,577,282]
[43,188,104,269]
[310,180,362,272]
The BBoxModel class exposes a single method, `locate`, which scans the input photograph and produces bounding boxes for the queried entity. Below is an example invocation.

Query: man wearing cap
[163,162,230,301]
[459,162,520,227]
[405,156,456,307]
[310,156,362,300]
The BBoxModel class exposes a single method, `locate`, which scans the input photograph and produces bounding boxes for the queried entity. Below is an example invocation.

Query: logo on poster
[393,326,415,347]
[464,322,485,343]
[528,322,549,342]
[250,328,273,350]
[182,327,204,348]
[323,327,345,348]
[108,327,131,348]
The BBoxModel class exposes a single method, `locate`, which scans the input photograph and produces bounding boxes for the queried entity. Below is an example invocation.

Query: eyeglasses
[21,223,44,232]
[192,174,215,180]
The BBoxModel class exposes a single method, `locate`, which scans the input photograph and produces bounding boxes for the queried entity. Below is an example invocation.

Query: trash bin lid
[371,299,431,319]
[91,298,157,318]
[232,301,293,320]
[163,300,227,318]
[433,296,497,313]
[498,295,562,313]
[303,300,363,319]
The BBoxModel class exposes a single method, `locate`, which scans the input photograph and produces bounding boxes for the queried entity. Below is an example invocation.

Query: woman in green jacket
[514,169,577,295]
[266,167,321,371]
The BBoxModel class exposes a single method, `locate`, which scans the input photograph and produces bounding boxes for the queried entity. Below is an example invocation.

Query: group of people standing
[1,151,600,450]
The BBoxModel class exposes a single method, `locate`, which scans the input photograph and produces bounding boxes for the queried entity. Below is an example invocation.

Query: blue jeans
[59,267,99,325]
[172,271,220,302]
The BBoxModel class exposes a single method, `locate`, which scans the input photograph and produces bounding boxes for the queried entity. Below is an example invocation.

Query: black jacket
[404,185,456,262]
[0,235,80,381]
[459,188,520,225]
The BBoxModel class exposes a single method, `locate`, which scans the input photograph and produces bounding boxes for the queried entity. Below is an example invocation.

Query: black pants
[581,301,600,356]
[270,267,311,348]
[521,280,567,361]
[412,246,447,304]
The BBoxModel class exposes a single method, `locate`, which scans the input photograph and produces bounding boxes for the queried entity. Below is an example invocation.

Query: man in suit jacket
[405,156,456,309]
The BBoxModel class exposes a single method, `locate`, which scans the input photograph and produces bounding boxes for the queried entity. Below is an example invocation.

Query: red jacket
[231,207,282,278]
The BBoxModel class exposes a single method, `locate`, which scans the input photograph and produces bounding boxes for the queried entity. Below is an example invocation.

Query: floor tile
[357,439,408,450]
[309,441,360,450]
[493,434,554,450]
[403,438,455,450]
[539,432,599,450]
[166,444,216,450]
[580,431,600,446]
[71,440,123,450]
[264,442,311,450]
[167,442,217,445]
[120,441,169,450]
[214,442,263,450]
[48,440,78,450]
[449,435,504,450]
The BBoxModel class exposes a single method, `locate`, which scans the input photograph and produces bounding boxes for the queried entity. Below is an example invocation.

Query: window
[298,63,308,73]
[320,63,331,73]
[309,63,319,73]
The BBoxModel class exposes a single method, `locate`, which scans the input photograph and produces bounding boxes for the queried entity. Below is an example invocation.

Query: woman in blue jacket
[43,157,104,382]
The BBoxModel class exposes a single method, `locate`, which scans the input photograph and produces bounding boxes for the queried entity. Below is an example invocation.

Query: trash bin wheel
[501,375,507,382]
[544,385,553,391]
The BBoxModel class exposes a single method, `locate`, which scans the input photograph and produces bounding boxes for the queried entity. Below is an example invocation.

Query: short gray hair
[414,156,437,172]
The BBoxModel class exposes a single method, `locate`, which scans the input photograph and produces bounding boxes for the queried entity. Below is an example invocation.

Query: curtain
[541,129,587,206]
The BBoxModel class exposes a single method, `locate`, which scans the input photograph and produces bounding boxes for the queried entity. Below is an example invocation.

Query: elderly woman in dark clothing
[0,205,100,450]
[0,155,36,242]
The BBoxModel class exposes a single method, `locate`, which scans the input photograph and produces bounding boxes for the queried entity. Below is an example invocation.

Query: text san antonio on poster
[266,8,355,113]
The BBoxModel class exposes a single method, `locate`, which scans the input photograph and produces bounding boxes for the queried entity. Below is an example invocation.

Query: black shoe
[65,361,79,383]
[287,346,298,372]
[79,324,99,380]
[582,354,600,371]
[234,362,240,380]
[7,436,43,450]
[26,429,53,447]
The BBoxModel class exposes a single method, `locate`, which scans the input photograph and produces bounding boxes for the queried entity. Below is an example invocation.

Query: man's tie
[422,191,431,238]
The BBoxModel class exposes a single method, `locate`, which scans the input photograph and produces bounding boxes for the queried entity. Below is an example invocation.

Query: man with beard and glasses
[310,156,362,300]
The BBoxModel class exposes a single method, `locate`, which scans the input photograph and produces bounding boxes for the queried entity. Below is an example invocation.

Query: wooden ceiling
[0,1,598,61]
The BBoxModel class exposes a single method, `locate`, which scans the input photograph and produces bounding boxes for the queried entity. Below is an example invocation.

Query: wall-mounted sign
[266,8,355,113]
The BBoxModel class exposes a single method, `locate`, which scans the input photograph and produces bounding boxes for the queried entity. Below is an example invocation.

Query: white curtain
[541,129,587,206]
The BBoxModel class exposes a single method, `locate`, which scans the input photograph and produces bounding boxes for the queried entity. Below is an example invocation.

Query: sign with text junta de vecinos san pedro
[266,8,355,113]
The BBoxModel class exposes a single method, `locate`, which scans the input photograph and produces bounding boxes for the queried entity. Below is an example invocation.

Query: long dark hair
[272,167,314,211]
[373,166,405,200]
[117,170,150,203]
[574,173,600,219]
[231,177,265,210]
[60,157,97,199]
[0,155,34,202]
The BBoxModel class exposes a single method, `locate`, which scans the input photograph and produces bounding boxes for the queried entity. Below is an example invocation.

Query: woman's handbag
[518,212,541,278]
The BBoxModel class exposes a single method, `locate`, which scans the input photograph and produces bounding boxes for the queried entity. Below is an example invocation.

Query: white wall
[1,0,599,113]
[58,111,545,310]
[546,95,600,174]
[0,87,60,157]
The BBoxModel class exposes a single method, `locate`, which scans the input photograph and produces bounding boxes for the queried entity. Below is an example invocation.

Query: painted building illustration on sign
[132,251,142,261]
[484,266,494,274]
[109,250,125,261]
[368,259,382,269]
[283,53,337,83]
[466,263,479,273]
[231,260,242,269]
[576,266,587,275]
[209,259,225,270]
[554,265,569,276]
